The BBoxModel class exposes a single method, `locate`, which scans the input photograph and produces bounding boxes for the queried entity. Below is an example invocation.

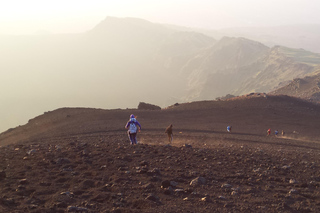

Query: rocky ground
[0,95,320,212]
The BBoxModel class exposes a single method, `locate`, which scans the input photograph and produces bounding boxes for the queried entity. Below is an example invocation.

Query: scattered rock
[282,165,291,170]
[137,102,161,110]
[56,201,68,208]
[82,180,96,189]
[289,179,297,184]
[136,167,148,174]
[61,191,74,197]
[170,181,178,187]
[161,180,171,188]
[0,115,320,212]
[183,197,191,201]
[67,206,88,212]
[221,183,232,188]
[174,189,184,193]
[200,197,210,202]
[147,168,161,176]
[27,149,37,155]
[145,194,160,202]
[190,177,206,186]
[253,168,261,173]
[289,189,299,194]
[140,161,149,166]
[224,202,233,208]
[19,179,28,184]
[141,183,154,190]
[0,197,16,206]
[56,158,71,164]
[163,186,173,195]
[231,191,238,196]
[0,170,6,180]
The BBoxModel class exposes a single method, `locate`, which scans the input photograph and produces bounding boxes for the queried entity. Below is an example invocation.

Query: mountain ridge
[1,17,320,133]
[1,94,319,146]
[269,68,320,102]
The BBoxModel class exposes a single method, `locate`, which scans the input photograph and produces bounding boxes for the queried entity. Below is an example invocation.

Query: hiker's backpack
[129,121,137,133]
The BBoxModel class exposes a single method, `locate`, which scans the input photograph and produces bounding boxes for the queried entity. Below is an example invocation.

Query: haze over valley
[2,0,320,133]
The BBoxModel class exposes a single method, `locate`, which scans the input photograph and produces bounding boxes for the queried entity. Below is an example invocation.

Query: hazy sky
[1,0,320,133]
[1,0,320,35]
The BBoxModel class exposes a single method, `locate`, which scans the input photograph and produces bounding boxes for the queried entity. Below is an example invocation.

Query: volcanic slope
[270,70,320,103]
[0,95,320,212]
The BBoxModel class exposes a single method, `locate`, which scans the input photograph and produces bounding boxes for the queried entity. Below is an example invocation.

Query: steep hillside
[0,95,320,212]
[269,69,320,102]
[233,46,318,95]
[180,37,269,100]
[277,46,320,66]
[152,31,216,70]
[181,41,320,101]
[1,95,320,147]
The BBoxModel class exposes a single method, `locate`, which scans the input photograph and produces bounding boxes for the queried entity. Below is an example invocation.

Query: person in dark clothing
[165,124,173,143]
[125,114,141,145]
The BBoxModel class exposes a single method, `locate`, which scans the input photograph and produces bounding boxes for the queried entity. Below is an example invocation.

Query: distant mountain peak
[90,16,169,35]
[218,36,267,46]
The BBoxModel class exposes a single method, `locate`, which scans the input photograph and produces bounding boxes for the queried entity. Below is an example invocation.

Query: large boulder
[138,102,161,110]
[190,177,206,187]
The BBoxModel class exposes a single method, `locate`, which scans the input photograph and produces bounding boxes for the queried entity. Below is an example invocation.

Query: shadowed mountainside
[181,41,320,101]
[269,68,320,102]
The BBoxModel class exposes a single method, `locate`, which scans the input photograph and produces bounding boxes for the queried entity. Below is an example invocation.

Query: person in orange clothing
[267,128,271,136]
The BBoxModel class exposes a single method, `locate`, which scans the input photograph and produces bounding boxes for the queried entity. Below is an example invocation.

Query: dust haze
[0,20,187,132]
[1,1,320,133]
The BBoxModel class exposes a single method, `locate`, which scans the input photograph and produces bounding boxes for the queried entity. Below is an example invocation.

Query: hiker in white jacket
[125,114,141,145]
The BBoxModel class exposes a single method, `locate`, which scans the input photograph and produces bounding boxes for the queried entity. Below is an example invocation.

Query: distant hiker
[227,126,232,133]
[267,128,271,136]
[125,114,141,145]
[282,130,285,136]
[165,124,173,143]
[275,130,279,136]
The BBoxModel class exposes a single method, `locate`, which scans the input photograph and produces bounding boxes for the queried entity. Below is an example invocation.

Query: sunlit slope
[181,41,320,100]
[1,95,319,146]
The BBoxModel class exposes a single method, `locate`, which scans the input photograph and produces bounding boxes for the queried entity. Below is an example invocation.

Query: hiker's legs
[132,133,137,144]
[128,132,135,144]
